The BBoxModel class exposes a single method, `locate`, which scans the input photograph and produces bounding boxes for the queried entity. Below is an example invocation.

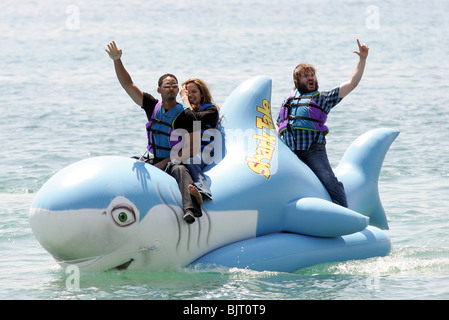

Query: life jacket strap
[147,118,172,129]
[149,128,171,137]
[288,115,325,124]
[286,102,327,113]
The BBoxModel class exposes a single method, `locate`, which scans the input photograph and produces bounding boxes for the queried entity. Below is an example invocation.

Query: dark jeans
[294,143,348,207]
[185,158,213,201]
[165,163,201,216]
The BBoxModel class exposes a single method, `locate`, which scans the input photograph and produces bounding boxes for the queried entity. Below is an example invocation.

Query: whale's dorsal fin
[220,75,272,131]
[205,75,274,172]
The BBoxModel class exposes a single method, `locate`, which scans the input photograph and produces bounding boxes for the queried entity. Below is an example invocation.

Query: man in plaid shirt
[276,39,369,207]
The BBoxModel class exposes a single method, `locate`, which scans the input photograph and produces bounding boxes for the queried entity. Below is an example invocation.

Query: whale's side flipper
[335,128,399,230]
[193,226,391,273]
[281,197,369,237]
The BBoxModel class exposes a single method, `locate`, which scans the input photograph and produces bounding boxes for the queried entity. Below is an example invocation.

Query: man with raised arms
[276,39,369,207]
[106,41,203,224]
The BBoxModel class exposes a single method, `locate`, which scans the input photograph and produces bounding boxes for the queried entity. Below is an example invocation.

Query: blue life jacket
[278,89,329,135]
[146,101,188,160]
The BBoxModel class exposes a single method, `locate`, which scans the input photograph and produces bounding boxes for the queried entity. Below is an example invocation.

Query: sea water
[1,0,449,300]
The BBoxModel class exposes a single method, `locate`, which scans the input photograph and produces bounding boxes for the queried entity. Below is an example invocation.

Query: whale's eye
[118,212,128,222]
[111,204,136,227]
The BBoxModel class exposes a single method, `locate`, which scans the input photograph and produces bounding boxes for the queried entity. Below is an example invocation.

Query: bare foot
[189,184,203,205]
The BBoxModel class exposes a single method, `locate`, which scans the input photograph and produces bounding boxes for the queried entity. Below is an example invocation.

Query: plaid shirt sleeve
[316,87,342,113]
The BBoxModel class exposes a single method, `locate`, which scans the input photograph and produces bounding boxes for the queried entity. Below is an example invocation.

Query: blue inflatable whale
[29,76,399,273]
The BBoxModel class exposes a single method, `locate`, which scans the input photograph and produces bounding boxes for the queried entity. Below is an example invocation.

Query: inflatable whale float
[29,76,399,273]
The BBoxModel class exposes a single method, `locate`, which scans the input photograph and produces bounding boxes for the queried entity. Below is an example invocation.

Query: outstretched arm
[338,39,369,99]
[105,41,144,106]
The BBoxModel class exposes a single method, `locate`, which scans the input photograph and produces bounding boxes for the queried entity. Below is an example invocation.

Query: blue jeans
[294,143,348,207]
[185,155,213,200]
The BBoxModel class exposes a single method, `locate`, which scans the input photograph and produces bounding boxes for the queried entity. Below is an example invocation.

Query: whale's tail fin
[335,128,399,230]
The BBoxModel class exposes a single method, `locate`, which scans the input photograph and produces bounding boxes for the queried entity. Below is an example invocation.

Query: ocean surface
[1,0,449,300]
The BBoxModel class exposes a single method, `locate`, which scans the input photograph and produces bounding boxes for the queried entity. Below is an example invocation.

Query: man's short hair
[158,74,178,87]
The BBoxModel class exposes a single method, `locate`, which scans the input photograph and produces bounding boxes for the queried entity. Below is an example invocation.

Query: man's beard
[297,81,319,93]
[165,94,177,102]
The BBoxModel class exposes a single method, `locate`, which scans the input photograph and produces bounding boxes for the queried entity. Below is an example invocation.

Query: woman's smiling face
[185,82,203,107]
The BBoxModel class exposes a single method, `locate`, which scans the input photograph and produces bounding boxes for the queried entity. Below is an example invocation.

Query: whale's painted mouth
[115,259,134,270]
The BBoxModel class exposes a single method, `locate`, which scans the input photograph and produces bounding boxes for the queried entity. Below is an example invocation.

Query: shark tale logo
[245,99,277,179]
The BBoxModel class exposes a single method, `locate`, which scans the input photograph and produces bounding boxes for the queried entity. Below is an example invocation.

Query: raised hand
[353,39,369,59]
[105,41,122,60]
[180,84,189,101]
[180,85,195,110]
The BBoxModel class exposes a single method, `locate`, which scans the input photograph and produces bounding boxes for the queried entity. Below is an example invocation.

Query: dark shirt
[194,104,219,130]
